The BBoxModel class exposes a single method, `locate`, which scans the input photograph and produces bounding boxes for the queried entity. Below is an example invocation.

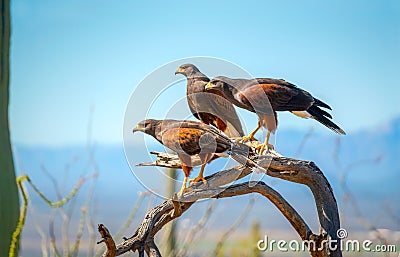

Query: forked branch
[99,149,342,257]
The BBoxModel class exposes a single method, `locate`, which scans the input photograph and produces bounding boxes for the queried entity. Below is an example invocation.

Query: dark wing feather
[309,105,332,119]
[158,120,231,155]
[259,81,314,111]
[237,83,313,113]
[216,77,312,113]
[205,91,244,137]
[153,119,257,169]
[212,76,344,136]
[161,128,203,155]
[187,78,244,137]
[255,78,298,89]
[226,77,297,89]
[256,79,332,111]
[186,79,209,117]
[307,107,346,135]
[313,98,332,110]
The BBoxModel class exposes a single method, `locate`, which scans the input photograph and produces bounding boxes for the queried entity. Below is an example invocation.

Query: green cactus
[162,168,177,256]
[0,1,21,256]
[250,221,262,257]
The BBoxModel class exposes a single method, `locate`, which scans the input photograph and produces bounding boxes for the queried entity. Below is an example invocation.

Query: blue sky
[9,0,400,146]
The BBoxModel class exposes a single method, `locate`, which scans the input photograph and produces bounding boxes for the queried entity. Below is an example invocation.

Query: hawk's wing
[160,122,231,155]
[187,79,244,137]
[206,90,244,137]
[237,81,314,113]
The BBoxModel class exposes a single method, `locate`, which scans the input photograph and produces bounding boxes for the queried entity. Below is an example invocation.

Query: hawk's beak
[132,125,144,133]
[205,82,217,90]
[175,67,184,75]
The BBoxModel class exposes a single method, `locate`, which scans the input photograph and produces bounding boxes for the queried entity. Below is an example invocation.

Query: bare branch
[97,224,116,257]
[101,148,342,257]
[259,155,341,247]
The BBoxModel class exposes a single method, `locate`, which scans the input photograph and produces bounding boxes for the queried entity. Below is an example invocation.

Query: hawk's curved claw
[235,135,256,142]
[255,143,274,155]
[189,176,207,185]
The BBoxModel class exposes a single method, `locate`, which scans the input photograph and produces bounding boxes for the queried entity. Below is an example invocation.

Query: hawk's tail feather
[307,107,346,135]
[309,105,332,119]
[313,98,332,110]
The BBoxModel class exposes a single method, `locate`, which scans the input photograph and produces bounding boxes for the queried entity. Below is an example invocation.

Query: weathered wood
[97,224,116,257]
[259,155,342,256]
[101,147,342,257]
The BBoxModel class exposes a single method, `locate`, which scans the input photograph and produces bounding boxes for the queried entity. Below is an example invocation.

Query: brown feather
[207,76,345,135]
[178,64,244,137]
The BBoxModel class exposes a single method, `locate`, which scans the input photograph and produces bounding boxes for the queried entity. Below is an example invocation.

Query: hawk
[133,119,251,196]
[206,76,345,154]
[175,64,244,138]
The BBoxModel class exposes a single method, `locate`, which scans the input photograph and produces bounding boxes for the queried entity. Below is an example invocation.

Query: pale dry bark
[99,146,342,257]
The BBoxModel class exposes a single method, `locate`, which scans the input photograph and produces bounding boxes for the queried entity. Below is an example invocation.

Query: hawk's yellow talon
[236,135,256,142]
[236,122,262,143]
[189,176,207,185]
[255,143,274,155]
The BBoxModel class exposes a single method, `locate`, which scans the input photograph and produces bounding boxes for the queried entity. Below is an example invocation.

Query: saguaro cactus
[162,168,177,257]
[0,0,20,256]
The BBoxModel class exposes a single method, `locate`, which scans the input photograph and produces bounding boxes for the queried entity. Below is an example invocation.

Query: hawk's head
[132,119,160,137]
[175,63,201,77]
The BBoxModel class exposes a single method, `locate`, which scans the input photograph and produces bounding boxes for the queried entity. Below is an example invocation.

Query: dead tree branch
[97,224,116,257]
[100,148,342,257]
